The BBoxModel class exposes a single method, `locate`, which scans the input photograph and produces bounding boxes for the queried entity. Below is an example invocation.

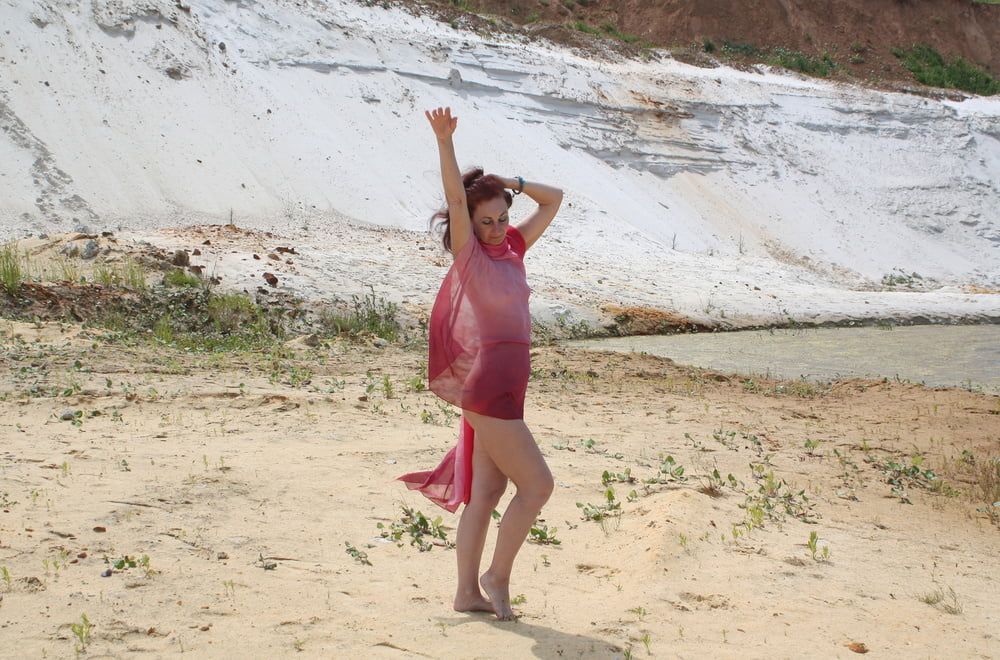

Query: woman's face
[471,195,509,245]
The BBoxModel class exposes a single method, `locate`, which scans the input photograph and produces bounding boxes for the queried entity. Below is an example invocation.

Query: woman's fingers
[425,106,458,135]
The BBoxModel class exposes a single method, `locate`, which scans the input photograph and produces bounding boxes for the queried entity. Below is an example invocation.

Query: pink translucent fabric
[396,225,531,513]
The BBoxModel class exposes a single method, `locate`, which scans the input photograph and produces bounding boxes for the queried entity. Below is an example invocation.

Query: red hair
[431,167,513,252]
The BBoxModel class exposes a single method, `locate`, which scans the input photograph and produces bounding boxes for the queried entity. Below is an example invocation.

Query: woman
[397,106,563,621]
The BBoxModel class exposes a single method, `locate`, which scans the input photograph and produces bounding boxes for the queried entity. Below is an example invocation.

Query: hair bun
[462,167,485,188]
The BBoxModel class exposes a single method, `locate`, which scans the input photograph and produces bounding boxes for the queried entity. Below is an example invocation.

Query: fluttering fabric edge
[396,416,474,513]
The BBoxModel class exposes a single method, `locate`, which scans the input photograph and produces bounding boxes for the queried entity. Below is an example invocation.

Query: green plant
[807,531,831,561]
[345,541,372,566]
[804,438,822,455]
[50,256,81,283]
[600,21,640,44]
[628,605,648,621]
[377,505,453,551]
[698,468,739,497]
[94,255,146,289]
[601,467,635,486]
[320,287,401,341]
[571,20,601,36]
[644,455,686,484]
[510,594,527,605]
[1,566,11,590]
[721,41,762,57]
[974,456,1000,524]
[892,44,999,95]
[0,241,29,296]
[70,613,92,653]
[109,555,138,571]
[528,521,561,545]
[741,470,817,526]
[920,585,963,614]
[163,269,202,288]
[576,487,623,533]
[865,454,941,504]
[768,48,836,77]
[153,317,174,343]
[208,293,261,334]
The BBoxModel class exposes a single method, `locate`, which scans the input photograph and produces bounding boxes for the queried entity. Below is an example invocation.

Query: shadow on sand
[437,613,623,659]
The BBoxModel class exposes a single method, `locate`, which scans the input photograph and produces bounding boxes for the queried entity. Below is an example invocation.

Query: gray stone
[80,239,99,259]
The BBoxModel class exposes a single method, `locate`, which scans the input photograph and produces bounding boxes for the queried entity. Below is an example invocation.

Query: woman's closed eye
[482,215,509,225]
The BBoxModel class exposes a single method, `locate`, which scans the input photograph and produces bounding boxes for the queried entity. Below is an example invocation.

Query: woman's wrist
[506,176,525,194]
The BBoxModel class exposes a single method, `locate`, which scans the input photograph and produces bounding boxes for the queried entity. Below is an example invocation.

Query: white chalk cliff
[1,0,999,327]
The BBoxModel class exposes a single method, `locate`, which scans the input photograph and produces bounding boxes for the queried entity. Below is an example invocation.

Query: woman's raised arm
[502,177,563,250]
[426,107,471,255]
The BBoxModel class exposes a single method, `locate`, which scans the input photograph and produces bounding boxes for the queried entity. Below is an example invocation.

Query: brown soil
[602,304,711,334]
[420,0,1000,91]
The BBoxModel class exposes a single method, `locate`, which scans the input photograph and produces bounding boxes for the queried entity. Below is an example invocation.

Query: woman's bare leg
[453,427,508,613]
[464,411,554,621]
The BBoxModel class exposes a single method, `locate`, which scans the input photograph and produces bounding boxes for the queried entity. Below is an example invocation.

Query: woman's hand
[425,106,458,141]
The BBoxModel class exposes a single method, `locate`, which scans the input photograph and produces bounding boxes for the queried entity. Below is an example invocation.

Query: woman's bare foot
[479,571,515,621]
[453,591,494,614]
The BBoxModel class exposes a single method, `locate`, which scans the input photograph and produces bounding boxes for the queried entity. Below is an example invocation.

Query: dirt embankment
[428,0,1000,88]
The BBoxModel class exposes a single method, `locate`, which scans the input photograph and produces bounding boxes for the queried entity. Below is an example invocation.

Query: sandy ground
[1,319,998,658]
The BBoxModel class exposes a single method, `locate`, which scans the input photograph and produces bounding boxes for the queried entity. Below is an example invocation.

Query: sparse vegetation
[163,268,203,288]
[319,287,401,342]
[807,531,831,561]
[70,612,92,653]
[972,455,1000,524]
[865,453,950,504]
[769,47,837,77]
[892,44,999,95]
[377,505,453,551]
[94,256,147,289]
[576,487,623,534]
[528,520,561,545]
[345,541,373,566]
[919,585,963,614]
[0,241,29,296]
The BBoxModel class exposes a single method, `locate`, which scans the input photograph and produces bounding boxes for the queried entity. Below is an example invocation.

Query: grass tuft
[0,242,30,296]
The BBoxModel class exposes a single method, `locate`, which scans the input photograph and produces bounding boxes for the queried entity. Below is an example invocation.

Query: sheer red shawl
[396,226,530,512]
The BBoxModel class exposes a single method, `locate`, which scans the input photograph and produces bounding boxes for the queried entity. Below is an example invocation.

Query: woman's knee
[517,468,554,508]
[473,478,508,507]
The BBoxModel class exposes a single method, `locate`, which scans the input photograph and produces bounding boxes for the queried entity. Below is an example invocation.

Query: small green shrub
[94,256,146,289]
[163,269,203,288]
[320,288,400,341]
[768,48,836,77]
[722,41,762,57]
[601,21,640,44]
[208,293,261,334]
